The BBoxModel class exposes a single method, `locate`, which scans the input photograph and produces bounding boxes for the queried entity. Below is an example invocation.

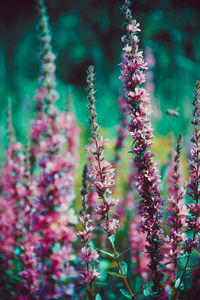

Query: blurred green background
[0,0,200,158]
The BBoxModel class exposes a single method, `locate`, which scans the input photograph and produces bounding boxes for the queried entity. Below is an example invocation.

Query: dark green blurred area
[0,0,200,148]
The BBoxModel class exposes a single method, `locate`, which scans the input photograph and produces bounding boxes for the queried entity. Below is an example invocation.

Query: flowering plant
[0,0,200,299]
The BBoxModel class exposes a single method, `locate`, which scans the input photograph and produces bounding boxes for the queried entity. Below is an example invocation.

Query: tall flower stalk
[165,134,188,282]
[29,0,78,297]
[0,102,25,258]
[18,139,40,297]
[0,102,26,296]
[78,164,99,299]
[120,1,164,297]
[85,65,135,299]
[173,81,200,299]
[30,0,59,169]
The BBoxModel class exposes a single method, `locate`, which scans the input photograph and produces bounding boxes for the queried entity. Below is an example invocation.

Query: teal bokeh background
[0,0,200,149]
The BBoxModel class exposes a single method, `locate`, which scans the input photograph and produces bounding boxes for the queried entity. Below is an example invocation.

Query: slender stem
[86,262,95,300]
[174,260,177,284]
[172,250,191,300]
[112,243,135,299]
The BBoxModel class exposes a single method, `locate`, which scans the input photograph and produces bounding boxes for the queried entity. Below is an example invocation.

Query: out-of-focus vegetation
[0,0,200,154]
[1,2,200,298]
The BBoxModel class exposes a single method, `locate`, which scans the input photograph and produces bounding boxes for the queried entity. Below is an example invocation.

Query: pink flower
[27,1,78,297]
[184,81,200,254]
[85,66,120,237]
[120,1,164,295]
[165,134,187,263]
[78,223,94,243]
[81,267,100,283]
[101,219,120,234]
[79,247,99,263]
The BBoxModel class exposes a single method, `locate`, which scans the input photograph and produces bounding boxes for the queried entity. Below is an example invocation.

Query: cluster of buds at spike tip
[30,0,59,169]
[165,134,188,266]
[184,81,200,252]
[85,66,119,235]
[35,0,58,114]
[77,165,100,288]
[120,1,164,296]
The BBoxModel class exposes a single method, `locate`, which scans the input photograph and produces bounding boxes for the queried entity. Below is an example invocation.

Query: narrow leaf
[108,234,115,247]
[193,249,199,256]
[175,278,184,290]
[120,288,132,299]
[96,248,114,258]
[118,247,132,258]
[108,271,126,279]
[95,293,102,300]
[120,261,128,276]
[143,282,153,297]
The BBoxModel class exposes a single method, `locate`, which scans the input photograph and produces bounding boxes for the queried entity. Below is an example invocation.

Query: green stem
[111,243,135,299]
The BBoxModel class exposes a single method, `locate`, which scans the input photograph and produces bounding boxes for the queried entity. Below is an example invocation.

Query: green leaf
[117,248,132,258]
[158,262,168,269]
[168,289,173,300]
[193,249,199,256]
[120,261,128,276]
[108,271,126,278]
[175,278,184,290]
[96,248,114,258]
[98,259,110,281]
[174,278,180,289]
[108,234,115,247]
[95,293,102,300]
[94,281,109,286]
[143,282,153,297]
[120,288,132,299]
[161,272,175,285]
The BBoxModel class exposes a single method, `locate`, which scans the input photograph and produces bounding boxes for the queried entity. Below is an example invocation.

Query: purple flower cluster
[0,141,24,256]
[172,83,200,300]
[165,134,188,274]
[185,81,200,251]
[78,165,100,289]
[1,0,200,299]
[83,65,135,300]
[120,1,164,296]
[85,66,119,235]
[19,0,79,297]
[30,0,59,169]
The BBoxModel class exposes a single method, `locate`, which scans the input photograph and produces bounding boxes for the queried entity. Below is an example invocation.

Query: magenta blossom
[120,1,164,296]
